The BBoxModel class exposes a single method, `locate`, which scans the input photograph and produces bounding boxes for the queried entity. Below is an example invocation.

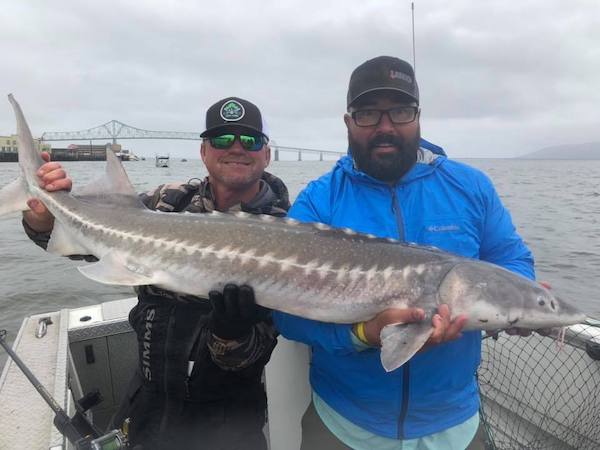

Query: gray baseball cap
[347,56,419,108]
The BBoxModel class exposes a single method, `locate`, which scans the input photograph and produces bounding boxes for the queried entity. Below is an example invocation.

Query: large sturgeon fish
[0,95,586,371]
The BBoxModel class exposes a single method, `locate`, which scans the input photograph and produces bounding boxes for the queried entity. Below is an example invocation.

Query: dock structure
[272,144,343,162]
[0,134,50,162]
[0,141,137,162]
[0,152,17,162]
[51,143,140,162]
[50,144,107,161]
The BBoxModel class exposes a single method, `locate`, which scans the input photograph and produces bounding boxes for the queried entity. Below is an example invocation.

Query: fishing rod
[0,329,129,449]
[411,1,416,73]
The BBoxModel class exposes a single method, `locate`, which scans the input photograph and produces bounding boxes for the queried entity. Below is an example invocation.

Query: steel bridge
[40,120,344,161]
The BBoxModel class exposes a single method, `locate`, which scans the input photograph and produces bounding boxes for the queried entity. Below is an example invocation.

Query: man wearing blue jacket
[272,56,535,450]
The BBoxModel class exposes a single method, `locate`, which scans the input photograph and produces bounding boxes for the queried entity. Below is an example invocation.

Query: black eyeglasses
[351,106,419,127]
[206,134,266,152]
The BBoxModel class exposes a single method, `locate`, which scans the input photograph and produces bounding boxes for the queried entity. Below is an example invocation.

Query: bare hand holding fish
[362,304,467,347]
[23,151,71,233]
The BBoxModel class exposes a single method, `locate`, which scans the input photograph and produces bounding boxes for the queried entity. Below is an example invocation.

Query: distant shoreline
[517,142,600,160]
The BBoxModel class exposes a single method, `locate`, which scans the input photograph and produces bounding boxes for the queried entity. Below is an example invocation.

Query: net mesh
[477,327,600,450]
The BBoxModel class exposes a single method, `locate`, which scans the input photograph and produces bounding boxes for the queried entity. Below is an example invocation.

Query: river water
[1,158,599,359]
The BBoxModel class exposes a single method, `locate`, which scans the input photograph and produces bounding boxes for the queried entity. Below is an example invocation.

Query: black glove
[208,284,267,340]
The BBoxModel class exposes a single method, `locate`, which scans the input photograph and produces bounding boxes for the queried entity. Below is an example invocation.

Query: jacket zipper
[391,185,409,438]
[159,310,176,433]
[390,187,405,241]
[398,362,411,439]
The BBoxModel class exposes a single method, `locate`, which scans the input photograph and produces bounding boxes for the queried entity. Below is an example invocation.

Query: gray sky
[1,0,598,158]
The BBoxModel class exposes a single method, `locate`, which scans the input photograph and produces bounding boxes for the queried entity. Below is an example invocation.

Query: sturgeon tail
[0,95,45,216]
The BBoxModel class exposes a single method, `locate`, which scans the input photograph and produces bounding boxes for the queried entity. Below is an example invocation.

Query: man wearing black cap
[22,97,290,450]
[273,56,534,449]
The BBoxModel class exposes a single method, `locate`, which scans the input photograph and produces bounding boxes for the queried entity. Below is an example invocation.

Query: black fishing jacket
[24,172,290,450]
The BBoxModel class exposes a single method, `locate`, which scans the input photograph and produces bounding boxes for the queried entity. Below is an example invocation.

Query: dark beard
[349,128,420,183]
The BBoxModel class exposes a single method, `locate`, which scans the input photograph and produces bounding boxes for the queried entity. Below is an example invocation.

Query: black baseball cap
[347,56,419,108]
[200,97,268,139]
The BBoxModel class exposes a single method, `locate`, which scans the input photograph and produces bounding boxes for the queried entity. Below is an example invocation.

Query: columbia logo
[427,224,460,232]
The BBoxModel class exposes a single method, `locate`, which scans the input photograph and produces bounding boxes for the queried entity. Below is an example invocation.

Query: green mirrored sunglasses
[208,134,266,152]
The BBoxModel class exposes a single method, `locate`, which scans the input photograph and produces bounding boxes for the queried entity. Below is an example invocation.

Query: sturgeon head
[380,260,585,373]
[438,261,586,330]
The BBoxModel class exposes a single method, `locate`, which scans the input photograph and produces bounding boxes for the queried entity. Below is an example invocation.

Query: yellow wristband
[354,321,369,345]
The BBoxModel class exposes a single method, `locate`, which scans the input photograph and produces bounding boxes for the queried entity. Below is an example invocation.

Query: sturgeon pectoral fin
[78,253,156,286]
[0,178,29,216]
[47,222,92,256]
[380,323,434,372]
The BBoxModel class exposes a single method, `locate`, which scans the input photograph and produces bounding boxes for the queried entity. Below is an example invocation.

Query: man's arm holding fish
[272,189,467,354]
[22,152,71,245]
[21,153,100,262]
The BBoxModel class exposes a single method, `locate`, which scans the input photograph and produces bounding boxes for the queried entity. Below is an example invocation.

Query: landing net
[477,322,600,450]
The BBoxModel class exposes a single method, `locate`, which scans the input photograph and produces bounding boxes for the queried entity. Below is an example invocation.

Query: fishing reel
[76,429,128,450]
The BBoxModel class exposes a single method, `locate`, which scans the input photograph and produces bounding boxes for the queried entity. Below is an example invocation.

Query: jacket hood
[242,171,291,215]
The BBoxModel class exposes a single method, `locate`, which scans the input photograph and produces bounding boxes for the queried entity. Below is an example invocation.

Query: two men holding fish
[10,55,584,450]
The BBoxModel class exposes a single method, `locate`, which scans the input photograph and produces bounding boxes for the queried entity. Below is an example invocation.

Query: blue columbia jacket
[272,146,535,440]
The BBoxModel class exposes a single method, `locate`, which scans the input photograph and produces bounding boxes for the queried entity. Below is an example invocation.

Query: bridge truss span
[39,121,345,160]
[41,120,201,143]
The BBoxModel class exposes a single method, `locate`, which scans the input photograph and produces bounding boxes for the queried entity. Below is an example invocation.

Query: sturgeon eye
[538,299,545,306]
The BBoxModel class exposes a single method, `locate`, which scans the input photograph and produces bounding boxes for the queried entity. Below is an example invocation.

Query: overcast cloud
[1,0,598,158]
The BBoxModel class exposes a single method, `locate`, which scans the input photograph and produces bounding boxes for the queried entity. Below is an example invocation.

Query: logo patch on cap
[220,100,245,121]
[389,70,412,83]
